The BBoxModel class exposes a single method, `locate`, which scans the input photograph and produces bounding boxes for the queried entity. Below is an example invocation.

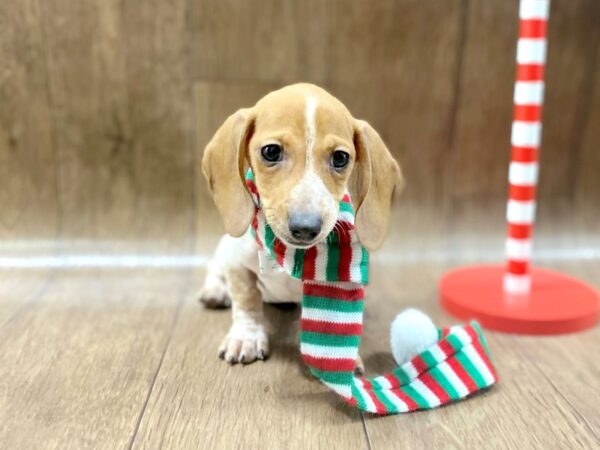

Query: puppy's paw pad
[218,324,269,365]
[198,279,231,309]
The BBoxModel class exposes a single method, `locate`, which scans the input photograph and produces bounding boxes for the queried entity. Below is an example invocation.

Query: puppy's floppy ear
[351,119,403,250]
[202,108,255,237]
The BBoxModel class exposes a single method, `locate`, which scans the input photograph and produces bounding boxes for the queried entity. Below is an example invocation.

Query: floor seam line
[534,361,600,443]
[360,412,373,450]
[126,284,187,450]
[510,336,600,444]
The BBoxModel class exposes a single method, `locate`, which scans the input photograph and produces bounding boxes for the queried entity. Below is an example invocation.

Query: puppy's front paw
[218,322,269,364]
[198,275,231,309]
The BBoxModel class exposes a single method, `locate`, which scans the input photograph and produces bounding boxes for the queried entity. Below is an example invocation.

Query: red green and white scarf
[246,171,497,415]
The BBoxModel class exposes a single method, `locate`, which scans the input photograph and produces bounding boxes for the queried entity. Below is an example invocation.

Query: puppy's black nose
[289,213,322,242]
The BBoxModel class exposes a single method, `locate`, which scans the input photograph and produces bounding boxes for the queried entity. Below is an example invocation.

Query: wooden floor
[0,243,599,448]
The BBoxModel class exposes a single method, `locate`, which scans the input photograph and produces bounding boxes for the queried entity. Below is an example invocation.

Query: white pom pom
[390,309,438,366]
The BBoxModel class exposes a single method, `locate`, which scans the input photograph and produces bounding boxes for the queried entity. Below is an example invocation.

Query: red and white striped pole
[440,0,599,334]
[503,0,549,295]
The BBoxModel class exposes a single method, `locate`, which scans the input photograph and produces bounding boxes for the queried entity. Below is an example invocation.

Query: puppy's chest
[256,267,303,303]
[235,232,302,303]
[255,250,302,303]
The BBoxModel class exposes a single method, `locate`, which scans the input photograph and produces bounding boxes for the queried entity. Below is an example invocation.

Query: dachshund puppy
[200,84,402,367]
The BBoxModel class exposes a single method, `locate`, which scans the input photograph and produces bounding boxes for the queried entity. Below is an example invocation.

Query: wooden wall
[1,0,598,253]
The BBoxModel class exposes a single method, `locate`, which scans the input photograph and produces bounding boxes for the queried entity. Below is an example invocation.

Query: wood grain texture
[36,0,194,248]
[0,0,60,241]
[0,269,53,329]
[0,269,190,450]
[574,23,600,230]
[189,0,331,84]
[540,0,599,200]
[446,0,517,200]
[329,0,464,208]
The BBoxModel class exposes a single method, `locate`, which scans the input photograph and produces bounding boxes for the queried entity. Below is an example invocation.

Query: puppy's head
[202,84,402,250]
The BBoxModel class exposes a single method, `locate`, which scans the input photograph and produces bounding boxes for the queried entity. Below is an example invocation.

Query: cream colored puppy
[200,84,402,366]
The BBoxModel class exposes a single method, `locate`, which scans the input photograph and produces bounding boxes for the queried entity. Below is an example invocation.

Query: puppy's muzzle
[288,212,322,243]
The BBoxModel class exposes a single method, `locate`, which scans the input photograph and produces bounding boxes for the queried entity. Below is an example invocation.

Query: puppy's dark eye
[331,150,350,169]
[261,144,283,163]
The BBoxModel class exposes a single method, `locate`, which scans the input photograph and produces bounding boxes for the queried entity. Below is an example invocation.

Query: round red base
[440,265,600,335]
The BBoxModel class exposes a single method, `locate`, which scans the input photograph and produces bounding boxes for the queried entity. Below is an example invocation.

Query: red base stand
[440,265,600,335]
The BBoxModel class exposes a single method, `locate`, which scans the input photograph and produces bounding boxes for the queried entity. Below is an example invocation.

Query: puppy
[199,84,402,367]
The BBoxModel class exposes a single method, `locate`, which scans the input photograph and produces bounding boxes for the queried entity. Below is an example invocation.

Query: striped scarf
[246,171,497,415]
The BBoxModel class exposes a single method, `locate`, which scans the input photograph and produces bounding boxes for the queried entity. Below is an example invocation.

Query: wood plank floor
[0,256,598,449]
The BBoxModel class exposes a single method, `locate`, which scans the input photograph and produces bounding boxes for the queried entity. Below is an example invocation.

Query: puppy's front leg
[219,264,268,364]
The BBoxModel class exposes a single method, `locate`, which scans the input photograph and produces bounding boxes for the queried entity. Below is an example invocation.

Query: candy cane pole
[503,0,549,294]
[439,0,600,334]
